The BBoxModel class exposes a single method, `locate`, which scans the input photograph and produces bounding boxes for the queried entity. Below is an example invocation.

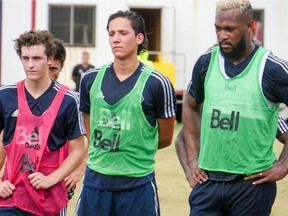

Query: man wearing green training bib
[75,10,176,216]
[181,0,288,215]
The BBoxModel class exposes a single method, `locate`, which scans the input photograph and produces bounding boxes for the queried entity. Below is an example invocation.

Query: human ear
[247,20,254,33]
[136,33,144,45]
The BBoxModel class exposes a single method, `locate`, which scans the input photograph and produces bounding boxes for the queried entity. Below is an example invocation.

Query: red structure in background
[0,0,2,84]
[251,20,263,46]
[32,0,37,29]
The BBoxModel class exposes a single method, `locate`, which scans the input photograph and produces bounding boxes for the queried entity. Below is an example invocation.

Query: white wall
[2,0,32,84]
[1,0,288,90]
[276,0,288,60]
[173,0,217,89]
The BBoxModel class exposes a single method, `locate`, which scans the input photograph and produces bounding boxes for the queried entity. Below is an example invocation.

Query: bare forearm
[51,153,84,186]
[157,117,175,149]
[46,136,85,187]
[181,95,208,184]
[277,133,288,174]
[82,113,90,141]
[73,148,88,177]
[0,150,5,172]
[0,132,5,171]
[175,131,192,179]
[276,131,288,172]
[65,149,88,190]
[244,132,288,185]
[182,98,201,165]
[0,145,6,173]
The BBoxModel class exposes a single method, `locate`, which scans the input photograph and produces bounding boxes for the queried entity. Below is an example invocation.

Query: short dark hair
[53,38,66,65]
[106,10,149,55]
[14,29,56,58]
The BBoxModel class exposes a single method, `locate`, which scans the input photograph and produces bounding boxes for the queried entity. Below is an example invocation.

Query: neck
[230,42,255,65]
[113,58,140,81]
[24,77,52,99]
[82,63,89,67]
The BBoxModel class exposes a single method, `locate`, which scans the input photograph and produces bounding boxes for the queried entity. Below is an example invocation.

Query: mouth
[220,42,232,49]
[27,71,38,75]
[113,46,122,51]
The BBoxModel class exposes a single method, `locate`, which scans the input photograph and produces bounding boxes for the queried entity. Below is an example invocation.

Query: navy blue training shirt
[0,81,85,151]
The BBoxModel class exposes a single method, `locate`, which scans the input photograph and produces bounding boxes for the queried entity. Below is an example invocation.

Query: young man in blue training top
[75,10,176,216]
[49,37,86,201]
[0,30,86,216]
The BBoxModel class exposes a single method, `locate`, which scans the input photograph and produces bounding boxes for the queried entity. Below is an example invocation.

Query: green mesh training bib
[199,46,279,175]
[87,64,158,177]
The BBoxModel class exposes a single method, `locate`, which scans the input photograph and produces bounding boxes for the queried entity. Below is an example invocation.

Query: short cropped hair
[216,0,252,14]
[14,29,56,58]
[53,38,66,65]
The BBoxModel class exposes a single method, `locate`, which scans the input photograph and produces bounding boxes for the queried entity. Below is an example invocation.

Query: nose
[112,33,120,43]
[217,30,228,41]
[28,59,35,68]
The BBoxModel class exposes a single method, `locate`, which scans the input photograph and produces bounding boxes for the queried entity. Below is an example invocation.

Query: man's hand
[64,171,84,191]
[28,172,54,189]
[190,160,208,185]
[244,160,288,185]
[186,174,197,188]
[0,180,16,198]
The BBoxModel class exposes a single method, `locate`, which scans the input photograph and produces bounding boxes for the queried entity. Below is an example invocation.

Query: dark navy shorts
[0,206,67,216]
[75,180,160,216]
[189,178,276,216]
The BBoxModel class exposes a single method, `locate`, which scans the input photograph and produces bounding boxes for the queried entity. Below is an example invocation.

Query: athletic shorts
[75,180,160,216]
[0,206,67,216]
[189,178,276,216]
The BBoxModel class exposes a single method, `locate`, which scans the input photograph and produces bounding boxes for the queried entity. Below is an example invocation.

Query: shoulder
[73,64,81,69]
[196,47,213,68]
[144,66,176,103]
[149,68,172,85]
[143,66,176,118]
[145,67,174,93]
[141,63,171,86]
[53,82,79,106]
[81,65,112,86]
[0,83,18,91]
[65,89,80,103]
[266,52,288,73]
[0,83,18,98]
[0,84,18,112]
[82,67,101,80]
[80,67,104,95]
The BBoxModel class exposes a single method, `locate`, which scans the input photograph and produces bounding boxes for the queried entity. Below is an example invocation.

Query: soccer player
[49,37,87,201]
[0,30,86,216]
[180,0,288,215]
[75,10,176,215]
